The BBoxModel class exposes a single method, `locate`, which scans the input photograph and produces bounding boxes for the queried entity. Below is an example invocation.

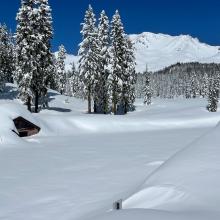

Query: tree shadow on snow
[0,85,18,100]
[46,107,72,112]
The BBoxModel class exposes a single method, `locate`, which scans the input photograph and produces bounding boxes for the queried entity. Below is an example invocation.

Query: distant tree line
[137,62,220,112]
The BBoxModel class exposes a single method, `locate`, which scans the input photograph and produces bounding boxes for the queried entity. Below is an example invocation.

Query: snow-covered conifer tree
[69,62,80,97]
[190,71,199,98]
[0,24,15,91]
[15,0,37,111]
[201,72,209,98]
[16,0,53,112]
[110,10,127,114]
[124,37,137,112]
[207,72,220,112]
[35,0,54,111]
[45,54,57,91]
[143,68,152,106]
[94,10,110,114]
[56,45,67,95]
[78,5,99,113]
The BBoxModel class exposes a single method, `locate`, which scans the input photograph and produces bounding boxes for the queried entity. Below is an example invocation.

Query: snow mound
[124,122,220,212]
[0,101,40,145]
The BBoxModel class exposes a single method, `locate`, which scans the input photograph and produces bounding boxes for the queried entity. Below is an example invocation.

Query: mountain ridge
[64,32,220,73]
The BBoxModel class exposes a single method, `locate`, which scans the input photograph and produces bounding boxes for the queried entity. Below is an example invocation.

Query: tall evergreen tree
[78,5,99,113]
[15,0,36,111]
[65,63,77,96]
[0,24,15,89]
[124,37,137,112]
[190,71,199,98]
[201,72,209,98]
[46,53,58,91]
[94,10,110,114]
[207,72,220,112]
[143,72,152,106]
[35,0,54,111]
[16,0,53,112]
[69,62,81,98]
[110,10,127,114]
[56,45,67,95]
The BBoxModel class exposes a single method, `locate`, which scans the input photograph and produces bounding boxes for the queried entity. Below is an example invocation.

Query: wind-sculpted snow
[124,121,220,213]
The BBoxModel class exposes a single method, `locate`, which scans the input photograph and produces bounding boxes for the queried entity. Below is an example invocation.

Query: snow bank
[124,122,220,212]
[36,98,220,137]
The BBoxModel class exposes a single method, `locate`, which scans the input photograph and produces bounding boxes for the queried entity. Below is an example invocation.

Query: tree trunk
[88,88,92,114]
[27,96,31,112]
[94,100,97,114]
[124,102,128,114]
[113,101,117,115]
[35,91,39,113]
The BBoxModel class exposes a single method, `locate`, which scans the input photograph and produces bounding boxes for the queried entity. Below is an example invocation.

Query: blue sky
[0,0,220,53]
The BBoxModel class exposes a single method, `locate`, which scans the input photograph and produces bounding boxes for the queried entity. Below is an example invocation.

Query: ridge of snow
[124,122,220,212]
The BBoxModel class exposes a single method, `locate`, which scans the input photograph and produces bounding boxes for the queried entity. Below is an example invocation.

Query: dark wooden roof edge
[13,116,41,131]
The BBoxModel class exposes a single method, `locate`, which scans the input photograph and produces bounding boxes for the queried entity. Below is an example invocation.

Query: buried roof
[13,116,41,137]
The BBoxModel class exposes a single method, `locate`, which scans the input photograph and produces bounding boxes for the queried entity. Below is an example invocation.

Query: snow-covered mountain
[65,32,220,73]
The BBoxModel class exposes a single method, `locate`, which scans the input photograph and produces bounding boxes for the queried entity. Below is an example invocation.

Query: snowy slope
[65,32,220,72]
[124,121,220,212]
[130,32,220,72]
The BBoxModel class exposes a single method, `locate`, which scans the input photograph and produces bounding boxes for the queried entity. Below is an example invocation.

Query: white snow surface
[1,85,220,219]
[65,32,220,72]
[124,122,220,212]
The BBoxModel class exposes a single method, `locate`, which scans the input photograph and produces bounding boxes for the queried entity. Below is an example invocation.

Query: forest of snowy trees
[78,6,136,114]
[137,62,220,112]
[0,0,220,113]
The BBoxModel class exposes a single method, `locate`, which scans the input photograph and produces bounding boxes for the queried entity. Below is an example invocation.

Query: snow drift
[124,121,220,212]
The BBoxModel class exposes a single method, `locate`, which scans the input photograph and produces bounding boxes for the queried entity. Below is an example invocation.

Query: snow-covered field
[1,84,220,220]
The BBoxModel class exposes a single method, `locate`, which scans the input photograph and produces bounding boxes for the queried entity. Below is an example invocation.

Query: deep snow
[1,85,220,220]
